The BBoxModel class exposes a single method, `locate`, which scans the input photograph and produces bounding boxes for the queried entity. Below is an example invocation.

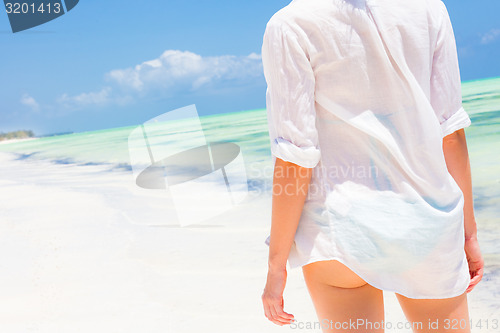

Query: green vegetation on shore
[0,130,35,141]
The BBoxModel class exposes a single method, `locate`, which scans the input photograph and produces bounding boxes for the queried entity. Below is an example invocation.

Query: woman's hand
[464,235,484,293]
[262,267,295,326]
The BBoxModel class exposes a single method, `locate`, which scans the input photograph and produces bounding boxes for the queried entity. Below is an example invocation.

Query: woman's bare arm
[442,128,484,292]
[442,128,476,239]
[262,156,312,326]
[268,157,313,271]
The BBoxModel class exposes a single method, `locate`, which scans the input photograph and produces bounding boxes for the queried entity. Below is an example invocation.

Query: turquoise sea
[1,78,499,213]
[1,76,499,328]
[1,77,499,249]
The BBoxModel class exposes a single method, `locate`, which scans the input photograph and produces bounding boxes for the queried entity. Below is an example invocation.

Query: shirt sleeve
[430,2,471,138]
[261,18,321,168]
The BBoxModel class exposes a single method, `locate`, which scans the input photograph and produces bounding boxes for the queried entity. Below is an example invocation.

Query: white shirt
[262,0,471,299]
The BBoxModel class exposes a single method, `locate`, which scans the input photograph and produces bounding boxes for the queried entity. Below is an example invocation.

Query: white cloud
[20,94,40,112]
[106,50,263,92]
[481,29,500,45]
[56,86,134,111]
[247,52,262,60]
[58,87,112,106]
[55,50,263,110]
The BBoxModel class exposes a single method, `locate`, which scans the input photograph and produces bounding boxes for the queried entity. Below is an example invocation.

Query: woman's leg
[302,260,385,333]
[395,292,470,333]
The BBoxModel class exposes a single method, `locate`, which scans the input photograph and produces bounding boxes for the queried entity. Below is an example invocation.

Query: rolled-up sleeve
[430,2,471,138]
[261,18,321,168]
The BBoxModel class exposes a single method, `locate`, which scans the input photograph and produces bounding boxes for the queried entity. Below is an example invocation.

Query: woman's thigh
[395,292,471,333]
[302,260,385,333]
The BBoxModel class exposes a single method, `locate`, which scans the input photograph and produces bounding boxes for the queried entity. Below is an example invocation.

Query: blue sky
[1,0,499,136]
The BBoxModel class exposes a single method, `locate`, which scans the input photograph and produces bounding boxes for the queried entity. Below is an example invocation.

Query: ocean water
[0,76,499,329]
[1,78,499,214]
[1,77,499,250]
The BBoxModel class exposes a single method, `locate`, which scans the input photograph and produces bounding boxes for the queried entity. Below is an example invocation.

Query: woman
[260,0,484,332]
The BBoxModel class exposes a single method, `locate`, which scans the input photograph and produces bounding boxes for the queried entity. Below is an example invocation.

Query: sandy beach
[0,147,497,332]
[0,137,39,145]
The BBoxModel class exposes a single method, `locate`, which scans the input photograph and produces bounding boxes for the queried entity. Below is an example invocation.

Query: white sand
[0,151,494,332]
[0,137,39,145]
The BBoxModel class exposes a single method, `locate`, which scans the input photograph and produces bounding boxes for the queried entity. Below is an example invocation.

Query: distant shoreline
[0,129,36,142]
